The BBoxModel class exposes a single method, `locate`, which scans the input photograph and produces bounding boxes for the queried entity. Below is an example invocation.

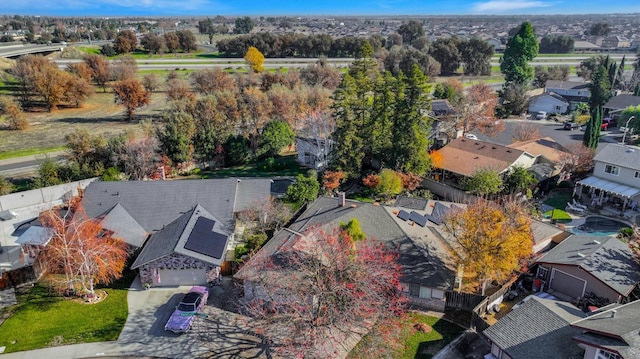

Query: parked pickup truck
[164,286,209,333]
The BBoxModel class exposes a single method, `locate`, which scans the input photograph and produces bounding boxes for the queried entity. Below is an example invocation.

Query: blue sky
[3,0,640,16]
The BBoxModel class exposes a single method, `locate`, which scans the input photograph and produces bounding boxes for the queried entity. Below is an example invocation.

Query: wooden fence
[470,277,519,333]
[445,291,485,311]
[0,266,37,290]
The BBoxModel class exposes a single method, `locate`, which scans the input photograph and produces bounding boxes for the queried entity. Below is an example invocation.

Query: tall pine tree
[583,64,611,149]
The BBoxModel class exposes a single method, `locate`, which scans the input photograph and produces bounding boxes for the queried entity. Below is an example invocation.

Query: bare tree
[512,123,542,142]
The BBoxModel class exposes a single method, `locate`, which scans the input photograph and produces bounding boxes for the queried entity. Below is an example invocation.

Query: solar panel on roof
[424,214,442,225]
[432,202,451,221]
[184,217,228,259]
[397,210,411,221]
[409,211,428,227]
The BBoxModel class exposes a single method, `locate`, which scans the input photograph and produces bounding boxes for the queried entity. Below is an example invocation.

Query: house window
[419,287,432,299]
[596,349,621,359]
[555,105,562,111]
[604,165,619,176]
[537,266,549,279]
[432,289,445,299]
[409,284,420,297]
[635,171,640,179]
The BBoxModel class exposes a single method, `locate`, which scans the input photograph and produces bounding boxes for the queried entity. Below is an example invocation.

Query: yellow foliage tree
[244,46,265,73]
[442,200,532,295]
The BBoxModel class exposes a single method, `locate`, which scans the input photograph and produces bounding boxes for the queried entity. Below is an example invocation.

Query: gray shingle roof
[235,179,272,212]
[100,203,148,247]
[131,204,229,268]
[594,143,640,171]
[537,235,640,296]
[546,80,589,91]
[236,197,455,290]
[571,300,640,358]
[81,178,272,234]
[603,94,640,110]
[483,296,585,359]
[131,207,194,269]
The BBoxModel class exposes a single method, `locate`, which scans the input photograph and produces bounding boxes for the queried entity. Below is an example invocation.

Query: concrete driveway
[1,276,270,359]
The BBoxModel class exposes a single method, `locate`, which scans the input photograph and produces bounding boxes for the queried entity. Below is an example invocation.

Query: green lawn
[0,146,67,160]
[544,208,573,222]
[201,153,306,178]
[0,285,128,353]
[348,312,464,359]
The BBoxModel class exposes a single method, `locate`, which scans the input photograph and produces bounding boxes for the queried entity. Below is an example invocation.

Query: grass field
[348,312,464,359]
[0,285,128,353]
[201,154,306,178]
[0,91,166,155]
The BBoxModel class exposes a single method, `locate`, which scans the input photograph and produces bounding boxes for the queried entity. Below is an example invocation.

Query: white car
[464,133,478,140]
[535,111,548,120]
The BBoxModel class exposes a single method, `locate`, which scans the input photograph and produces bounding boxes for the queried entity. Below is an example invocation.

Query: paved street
[473,118,626,148]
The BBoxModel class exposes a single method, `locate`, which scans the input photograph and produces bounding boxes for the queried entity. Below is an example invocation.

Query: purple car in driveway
[164,286,209,333]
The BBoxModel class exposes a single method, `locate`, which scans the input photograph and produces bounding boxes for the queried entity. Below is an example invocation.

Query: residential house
[535,235,640,304]
[603,95,640,119]
[296,136,333,171]
[484,296,586,359]
[80,178,272,287]
[528,92,570,115]
[572,300,640,359]
[529,219,571,253]
[435,138,537,188]
[429,99,459,148]
[575,144,640,210]
[235,196,457,311]
[602,35,631,49]
[508,137,572,180]
[544,80,591,111]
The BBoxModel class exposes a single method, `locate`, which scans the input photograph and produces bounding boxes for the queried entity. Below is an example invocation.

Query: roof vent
[611,309,617,318]
[491,146,496,149]
[577,252,586,257]
[506,150,512,153]
[593,239,601,244]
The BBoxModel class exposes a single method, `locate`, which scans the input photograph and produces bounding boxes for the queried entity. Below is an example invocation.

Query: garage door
[550,269,586,299]
[154,269,207,287]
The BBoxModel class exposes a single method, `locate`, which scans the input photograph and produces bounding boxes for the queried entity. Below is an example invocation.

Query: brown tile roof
[438,138,525,177]
[508,137,569,163]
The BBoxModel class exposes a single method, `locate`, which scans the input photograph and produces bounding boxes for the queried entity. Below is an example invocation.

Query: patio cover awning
[15,226,53,246]
[576,176,640,198]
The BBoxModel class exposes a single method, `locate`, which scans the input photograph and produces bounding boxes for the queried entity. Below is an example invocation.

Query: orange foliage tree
[442,199,532,294]
[38,198,128,297]
[113,78,151,120]
[322,170,346,194]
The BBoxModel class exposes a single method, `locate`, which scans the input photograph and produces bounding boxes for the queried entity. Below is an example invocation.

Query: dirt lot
[0,92,166,154]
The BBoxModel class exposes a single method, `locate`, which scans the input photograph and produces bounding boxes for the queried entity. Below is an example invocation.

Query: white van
[535,111,547,120]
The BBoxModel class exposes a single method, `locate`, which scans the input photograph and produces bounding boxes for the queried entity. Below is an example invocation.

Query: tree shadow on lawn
[414,318,466,359]
[15,284,64,312]
[56,114,157,125]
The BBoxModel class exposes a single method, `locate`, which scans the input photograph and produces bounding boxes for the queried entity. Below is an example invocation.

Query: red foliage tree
[38,198,128,297]
[400,172,421,191]
[362,173,381,189]
[322,170,346,194]
[239,227,407,357]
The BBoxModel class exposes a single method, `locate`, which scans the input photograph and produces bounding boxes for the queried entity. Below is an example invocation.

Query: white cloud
[472,1,554,13]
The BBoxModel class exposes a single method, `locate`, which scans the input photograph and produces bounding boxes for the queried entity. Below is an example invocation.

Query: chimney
[338,192,346,207]
[611,310,617,318]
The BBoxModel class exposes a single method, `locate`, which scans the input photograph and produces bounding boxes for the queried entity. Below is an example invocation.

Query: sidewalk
[0,151,66,177]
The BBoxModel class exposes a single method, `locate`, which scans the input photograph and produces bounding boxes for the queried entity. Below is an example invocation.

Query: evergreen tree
[583,64,611,149]
[500,22,539,86]
[391,65,432,174]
